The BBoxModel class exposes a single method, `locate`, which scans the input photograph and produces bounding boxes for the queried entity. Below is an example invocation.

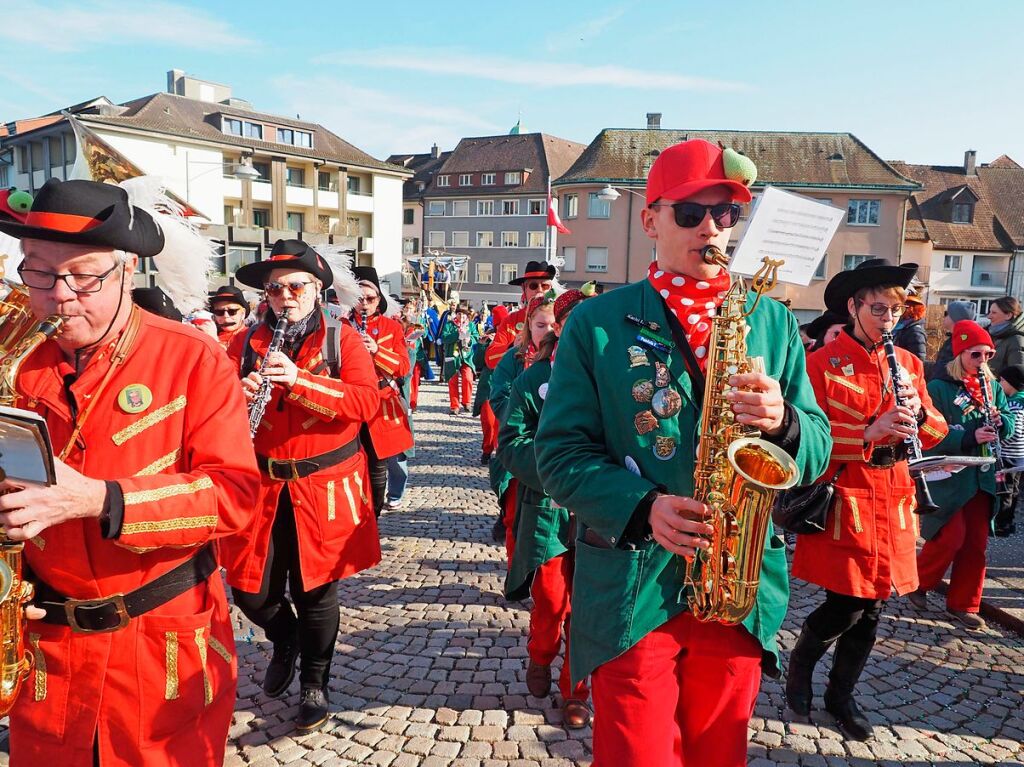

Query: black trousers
[361,424,386,517]
[232,488,340,687]
[807,590,884,645]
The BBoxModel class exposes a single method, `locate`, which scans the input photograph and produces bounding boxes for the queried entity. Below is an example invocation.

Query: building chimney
[646,112,662,130]
[964,149,977,176]
[167,69,184,95]
[431,143,440,159]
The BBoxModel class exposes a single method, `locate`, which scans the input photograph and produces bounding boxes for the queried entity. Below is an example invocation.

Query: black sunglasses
[213,307,243,317]
[650,201,742,229]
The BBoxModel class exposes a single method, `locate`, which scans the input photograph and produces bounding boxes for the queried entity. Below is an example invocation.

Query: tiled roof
[386,150,452,200]
[890,161,1016,251]
[556,129,918,190]
[979,164,1024,248]
[425,133,586,197]
[71,92,407,175]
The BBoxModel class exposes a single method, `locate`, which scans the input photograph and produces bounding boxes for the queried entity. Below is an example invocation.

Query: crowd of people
[0,136,1020,767]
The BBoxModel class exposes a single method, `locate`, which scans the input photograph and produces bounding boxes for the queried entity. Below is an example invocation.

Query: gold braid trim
[302,417,318,430]
[833,499,842,540]
[849,496,864,534]
[832,422,866,431]
[288,393,334,418]
[122,515,218,536]
[208,636,232,664]
[29,633,45,701]
[30,536,44,550]
[342,476,359,525]
[831,453,867,462]
[353,470,369,505]
[824,372,866,395]
[327,480,337,521]
[134,448,182,477]
[112,396,187,446]
[298,376,345,399]
[827,398,865,420]
[921,423,945,440]
[123,476,215,508]
[165,632,179,700]
[194,628,212,706]
[897,497,907,531]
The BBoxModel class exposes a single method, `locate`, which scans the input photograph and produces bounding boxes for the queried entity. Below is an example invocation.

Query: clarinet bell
[912,475,940,515]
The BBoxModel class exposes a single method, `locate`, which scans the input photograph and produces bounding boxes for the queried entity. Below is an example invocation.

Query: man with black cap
[789,258,947,741]
[222,239,382,732]
[484,259,555,369]
[209,284,250,349]
[345,265,414,516]
[0,178,261,766]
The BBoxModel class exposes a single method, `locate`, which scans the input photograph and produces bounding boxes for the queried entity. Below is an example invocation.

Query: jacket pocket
[314,464,367,541]
[829,487,875,555]
[573,539,646,658]
[13,622,71,741]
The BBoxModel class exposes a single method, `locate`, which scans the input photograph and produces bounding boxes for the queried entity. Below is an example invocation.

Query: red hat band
[24,210,103,233]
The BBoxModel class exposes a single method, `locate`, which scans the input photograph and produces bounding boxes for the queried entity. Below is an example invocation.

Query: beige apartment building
[552,115,920,322]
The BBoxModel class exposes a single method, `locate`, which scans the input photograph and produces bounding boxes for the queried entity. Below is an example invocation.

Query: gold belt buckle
[64,593,130,633]
[267,458,300,481]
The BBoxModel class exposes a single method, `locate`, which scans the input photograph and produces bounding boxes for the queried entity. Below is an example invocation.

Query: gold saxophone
[0,279,65,715]
[685,247,799,624]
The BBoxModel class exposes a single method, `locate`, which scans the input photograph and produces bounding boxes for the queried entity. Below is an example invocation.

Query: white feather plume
[118,176,214,315]
[315,245,361,314]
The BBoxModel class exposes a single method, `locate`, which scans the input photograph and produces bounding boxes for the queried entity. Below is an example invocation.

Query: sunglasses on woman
[263,280,314,297]
[968,350,995,361]
[650,201,742,229]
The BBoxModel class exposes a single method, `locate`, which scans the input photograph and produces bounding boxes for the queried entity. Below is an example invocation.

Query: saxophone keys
[721,551,737,576]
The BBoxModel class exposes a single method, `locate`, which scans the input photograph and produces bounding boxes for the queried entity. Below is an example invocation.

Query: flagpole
[547,177,555,264]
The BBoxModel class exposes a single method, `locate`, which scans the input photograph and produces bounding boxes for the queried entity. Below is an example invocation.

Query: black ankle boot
[296,685,330,732]
[263,639,299,698]
[785,624,833,716]
[824,693,873,741]
[824,632,876,741]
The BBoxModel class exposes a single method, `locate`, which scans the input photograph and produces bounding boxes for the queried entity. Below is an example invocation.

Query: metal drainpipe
[624,187,634,283]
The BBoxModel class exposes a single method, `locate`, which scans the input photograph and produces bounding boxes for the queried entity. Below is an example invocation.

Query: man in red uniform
[484,259,555,369]
[347,266,414,516]
[209,284,250,349]
[223,239,381,732]
[0,178,260,766]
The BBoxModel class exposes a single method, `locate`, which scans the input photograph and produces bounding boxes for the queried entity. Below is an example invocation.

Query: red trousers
[528,553,588,701]
[480,400,498,455]
[410,363,421,410]
[448,366,473,410]
[591,611,762,767]
[502,481,518,567]
[917,492,991,612]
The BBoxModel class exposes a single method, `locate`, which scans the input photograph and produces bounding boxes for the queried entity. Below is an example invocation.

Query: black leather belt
[868,444,909,468]
[35,543,216,634]
[257,436,360,481]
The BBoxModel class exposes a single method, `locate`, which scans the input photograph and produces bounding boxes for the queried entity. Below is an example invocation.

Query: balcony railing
[970,269,1008,288]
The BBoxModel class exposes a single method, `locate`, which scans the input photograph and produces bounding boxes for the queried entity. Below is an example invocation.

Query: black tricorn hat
[234,239,333,289]
[508,259,556,286]
[209,284,250,316]
[0,178,165,257]
[352,265,387,313]
[132,286,182,322]
[823,258,918,315]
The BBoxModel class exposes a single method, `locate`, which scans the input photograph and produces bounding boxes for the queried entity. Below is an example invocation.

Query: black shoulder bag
[772,465,844,535]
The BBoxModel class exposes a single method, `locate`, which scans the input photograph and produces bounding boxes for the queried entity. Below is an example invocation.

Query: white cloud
[316,48,749,93]
[1,1,253,52]
[270,76,504,157]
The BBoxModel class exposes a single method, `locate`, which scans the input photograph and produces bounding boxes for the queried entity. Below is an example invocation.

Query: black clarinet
[978,370,1010,496]
[248,312,289,438]
[881,331,940,515]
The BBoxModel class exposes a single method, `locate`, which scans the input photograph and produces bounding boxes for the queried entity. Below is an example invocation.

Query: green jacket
[535,280,832,684]
[472,338,493,417]
[487,347,525,501]
[921,373,1013,539]
[498,360,570,600]
[441,318,478,382]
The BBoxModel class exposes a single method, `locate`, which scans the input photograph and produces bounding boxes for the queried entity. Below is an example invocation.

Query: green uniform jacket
[498,360,571,601]
[472,339,493,417]
[441,318,478,382]
[535,280,832,684]
[921,373,1012,539]
[487,347,525,501]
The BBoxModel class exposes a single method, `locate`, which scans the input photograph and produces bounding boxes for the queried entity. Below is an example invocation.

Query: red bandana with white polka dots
[647,261,730,372]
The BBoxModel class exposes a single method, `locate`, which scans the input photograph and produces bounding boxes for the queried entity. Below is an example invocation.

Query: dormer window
[224,118,243,136]
[952,202,973,224]
[278,128,313,148]
[505,171,522,185]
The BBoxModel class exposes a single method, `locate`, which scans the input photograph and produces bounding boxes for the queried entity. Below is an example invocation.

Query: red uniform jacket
[484,305,526,369]
[349,313,413,459]
[217,324,246,351]
[793,331,948,599]
[11,309,260,767]
[222,318,382,592]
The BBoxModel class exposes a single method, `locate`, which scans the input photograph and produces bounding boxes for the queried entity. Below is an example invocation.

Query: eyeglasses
[213,307,243,317]
[858,301,905,318]
[263,281,314,297]
[650,201,742,229]
[17,263,121,293]
[356,294,380,303]
[525,281,550,291]
[968,350,995,361]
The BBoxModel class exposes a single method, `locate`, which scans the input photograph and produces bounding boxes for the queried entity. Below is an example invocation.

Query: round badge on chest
[652,387,682,419]
[117,384,153,414]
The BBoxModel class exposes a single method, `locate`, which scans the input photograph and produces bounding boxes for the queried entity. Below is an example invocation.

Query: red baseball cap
[645,139,753,206]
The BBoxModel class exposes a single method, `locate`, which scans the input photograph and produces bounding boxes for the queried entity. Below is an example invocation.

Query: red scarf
[963,374,985,408]
[647,262,730,371]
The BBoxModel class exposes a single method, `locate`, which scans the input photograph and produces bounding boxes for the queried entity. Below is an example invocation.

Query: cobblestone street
[221,383,1024,767]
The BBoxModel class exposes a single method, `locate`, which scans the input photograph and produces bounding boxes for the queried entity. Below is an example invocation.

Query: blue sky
[3,0,1022,168]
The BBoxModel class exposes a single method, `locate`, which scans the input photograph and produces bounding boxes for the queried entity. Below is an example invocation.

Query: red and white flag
[547,181,571,235]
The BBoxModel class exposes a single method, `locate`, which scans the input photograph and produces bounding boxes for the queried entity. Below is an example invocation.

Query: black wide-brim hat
[234,239,333,289]
[823,258,918,315]
[805,310,848,341]
[352,265,387,313]
[209,284,250,316]
[508,260,556,286]
[0,178,165,257]
[132,286,182,322]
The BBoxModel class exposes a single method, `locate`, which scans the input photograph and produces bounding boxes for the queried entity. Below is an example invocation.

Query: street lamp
[598,184,648,203]
[185,151,261,201]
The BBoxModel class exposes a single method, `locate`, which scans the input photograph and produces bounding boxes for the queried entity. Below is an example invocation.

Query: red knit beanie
[951,320,994,356]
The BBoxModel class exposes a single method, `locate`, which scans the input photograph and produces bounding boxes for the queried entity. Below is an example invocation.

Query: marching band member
[500,288,592,729]
[534,140,832,766]
[209,284,250,349]
[347,266,414,516]
[789,260,947,741]
[0,178,260,766]
[442,302,478,415]
[483,259,555,370]
[911,320,1013,630]
[474,304,508,464]
[224,239,381,732]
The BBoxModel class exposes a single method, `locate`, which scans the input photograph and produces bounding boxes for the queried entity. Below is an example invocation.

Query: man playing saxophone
[535,139,832,766]
[0,178,260,766]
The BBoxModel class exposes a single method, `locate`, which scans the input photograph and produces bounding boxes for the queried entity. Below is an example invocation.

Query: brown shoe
[525,660,552,698]
[561,698,592,729]
[907,589,929,610]
[946,610,986,630]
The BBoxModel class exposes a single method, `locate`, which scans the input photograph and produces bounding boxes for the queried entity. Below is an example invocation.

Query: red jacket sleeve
[371,317,411,378]
[286,323,380,423]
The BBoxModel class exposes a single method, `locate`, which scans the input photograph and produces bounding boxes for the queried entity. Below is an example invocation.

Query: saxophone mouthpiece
[701,245,728,267]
